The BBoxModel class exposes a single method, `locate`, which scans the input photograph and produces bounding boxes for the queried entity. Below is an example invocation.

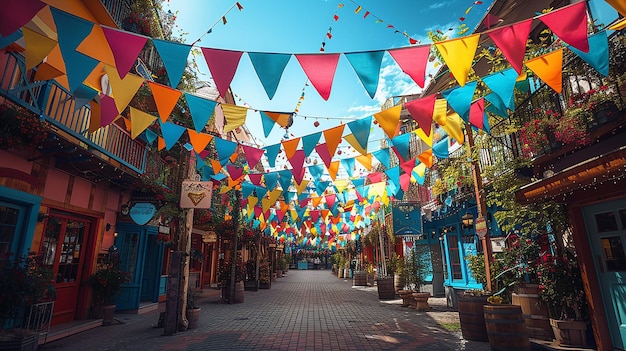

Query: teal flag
[185,93,217,132]
[345,51,385,98]
[152,39,192,88]
[248,52,292,100]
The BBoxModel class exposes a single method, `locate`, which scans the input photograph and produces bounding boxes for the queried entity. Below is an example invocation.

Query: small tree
[404,245,430,292]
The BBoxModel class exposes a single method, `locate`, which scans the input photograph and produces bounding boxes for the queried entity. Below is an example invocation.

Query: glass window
[595,211,618,232]
[601,236,626,271]
[448,234,462,280]
[0,205,19,256]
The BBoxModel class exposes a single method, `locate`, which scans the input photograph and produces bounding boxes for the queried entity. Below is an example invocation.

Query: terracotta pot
[186,307,201,329]
[412,292,430,311]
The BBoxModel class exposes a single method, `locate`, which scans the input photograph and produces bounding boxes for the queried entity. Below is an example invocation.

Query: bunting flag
[373,104,402,139]
[295,53,340,100]
[282,137,301,160]
[308,164,325,181]
[34,46,65,82]
[214,137,238,166]
[260,111,276,137]
[341,158,355,177]
[315,143,333,168]
[148,82,182,123]
[221,103,248,133]
[242,144,265,169]
[187,129,213,153]
[400,158,416,175]
[73,84,99,110]
[414,127,432,147]
[469,98,485,129]
[101,27,148,79]
[185,93,218,132]
[227,164,244,181]
[391,133,411,161]
[77,25,116,68]
[434,34,479,87]
[290,151,307,184]
[404,94,436,136]
[160,121,186,150]
[441,81,477,121]
[104,64,144,113]
[440,112,465,144]
[344,50,384,98]
[201,48,244,98]
[264,144,281,168]
[568,31,609,77]
[372,148,390,168]
[538,2,589,53]
[152,39,192,88]
[387,45,431,88]
[355,154,372,170]
[481,68,518,111]
[524,48,563,93]
[99,94,120,127]
[323,125,345,158]
[22,27,57,71]
[264,111,293,128]
[432,137,449,159]
[486,19,532,74]
[129,107,157,139]
[347,116,371,150]
[343,134,367,155]
[302,132,322,157]
[0,0,46,37]
[88,100,101,133]
[264,172,279,189]
[417,149,433,168]
[248,52,291,100]
[0,31,22,51]
[484,93,508,118]
[328,161,340,181]
[248,173,263,186]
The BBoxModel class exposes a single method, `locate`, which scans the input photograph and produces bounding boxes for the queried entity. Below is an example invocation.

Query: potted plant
[0,103,47,152]
[185,290,201,330]
[0,252,56,348]
[88,249,130,326]
[217,255,246,303]
[518,110,558,158]
[405,245,431,311]
[258,259,271,289]
[537,249,590,347]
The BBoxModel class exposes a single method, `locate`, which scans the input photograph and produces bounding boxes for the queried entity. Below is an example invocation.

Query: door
[583,200,626,349]
[41,213,91,325]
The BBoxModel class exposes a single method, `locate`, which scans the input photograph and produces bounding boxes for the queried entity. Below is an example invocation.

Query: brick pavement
[41,270,495,351]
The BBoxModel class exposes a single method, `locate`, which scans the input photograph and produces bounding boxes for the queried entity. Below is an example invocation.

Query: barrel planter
[550,318,588,348]
[353,271,368,286]
[483,304,530,351]
[511,283,553,341]
[222,281,245,303]
[412,292,430,311]
[457,293,489,341]
[393,273,405,294]
[375,277,396,300]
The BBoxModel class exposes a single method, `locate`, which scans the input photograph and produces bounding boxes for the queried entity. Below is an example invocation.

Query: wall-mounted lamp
[106,223,119,238]
[462,213,474,229]
[120,203,131,216]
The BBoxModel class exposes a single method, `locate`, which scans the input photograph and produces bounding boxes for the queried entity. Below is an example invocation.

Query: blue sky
[164,0,495,152]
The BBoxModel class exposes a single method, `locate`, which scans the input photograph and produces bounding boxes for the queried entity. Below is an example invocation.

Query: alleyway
[41,270,492,351]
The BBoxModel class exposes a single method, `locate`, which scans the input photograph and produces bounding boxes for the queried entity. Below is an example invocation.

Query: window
[0,204,19,256]
[447,234,462,280]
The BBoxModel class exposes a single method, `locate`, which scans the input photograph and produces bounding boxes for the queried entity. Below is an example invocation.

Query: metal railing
[21,301,54,344]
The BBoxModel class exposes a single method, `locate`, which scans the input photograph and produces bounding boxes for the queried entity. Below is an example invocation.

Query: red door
[41,214,92,325]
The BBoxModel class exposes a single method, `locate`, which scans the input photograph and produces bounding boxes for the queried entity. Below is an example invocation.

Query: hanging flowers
[0,104,47,151]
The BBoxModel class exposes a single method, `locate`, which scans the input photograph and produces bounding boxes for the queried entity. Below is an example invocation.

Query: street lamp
[461,213,474,228]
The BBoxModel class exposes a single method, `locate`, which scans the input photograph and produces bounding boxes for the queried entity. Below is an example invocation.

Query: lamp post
[465,123,493,292]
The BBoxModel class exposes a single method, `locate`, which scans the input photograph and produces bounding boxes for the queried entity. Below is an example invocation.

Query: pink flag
[101,27,148,79]
[201,48,243,98]
[315,143,333,168]
[469,98,485,129]
[248,173,263,186]
[404,94,436,136]
[487,19,532,74]
[1,0,45,36]
[295,53,340,100]
[242,144,265,169]
[388,45,431,88]
[99,94,119,127]
[288,150,307,184]
[539,2,589,52]
[227,165,244,181]
[400,159,416,176]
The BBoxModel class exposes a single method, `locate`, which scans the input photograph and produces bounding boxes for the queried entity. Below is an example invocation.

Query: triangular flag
[104,64,144,113]
[201,48,243,98]
[568,31,609,77]
[373,104,402,139]
[487,19,532,74]
[101,27,148,79]
[221,103,248,133]
[328,161,340,181]
[0,0,46,37]
[22,27,57,71]
[417,149,433,168]
[302,132,322,157]
[185,93,218,132]
[441,112,465,144]
[482,68,518,111]
[0,31,22,51]
[400,158,416,175]
[148,82,182,123]
[77,25,116,67]
[242,144,265,169]
[160,121,186,150]
[347,116,371,150]
[260,111,276,138]
[264,144,281,168]
[214,137,239,166]
[387,45,431,88]
[341,158,355,177]
[414,128,432,147]
[264,172,279,189]
[282,138,301,160]
[538,2,589,53]
[227,165,244,181]
[404,94,436,136]
[129,107,157,139]
[469,98,485,129]
[315,143,333,168]
[187,129,213,153]
[248,52,291,100]
[355,154,372,170]
[295,53,340,100]
[391,132,412,162]
[525,49,563,93]
[432,137,449,159]
[88,100,101,133]
[152,39,191,88]
[289,150,307,184]
[372,148,390,168]
[344,50,384,98]
[434,34,479,86]
[99,94,119,127]
[323,124,345,157]
[343,134,367,156]
[73,84,98,110]
[264,112,293,128]
[441,82,477,121]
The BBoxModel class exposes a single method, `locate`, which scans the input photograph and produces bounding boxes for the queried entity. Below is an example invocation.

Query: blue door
[584,200,626,349]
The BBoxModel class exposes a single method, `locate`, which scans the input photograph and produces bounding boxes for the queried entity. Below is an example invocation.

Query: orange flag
[434,34,479,87]
[373,105,402,139]
[148,82,182,123]
[76,25,116,67]
[88,100,101,133]
[282,137,301,160]
[356,154,373,170]
[417,149,433,168]
[157,136,165,151]
[323,124,345,157]
[525,49,563,93]
[187,129,214,153]
[328,161,340,181]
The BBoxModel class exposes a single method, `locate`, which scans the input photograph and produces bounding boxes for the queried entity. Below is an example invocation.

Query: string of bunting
[190,1,245,46]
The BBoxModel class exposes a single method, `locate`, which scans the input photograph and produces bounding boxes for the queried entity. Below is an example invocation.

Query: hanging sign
[129,203,156,225]
[475,216,488,238]
[180,180,213,209]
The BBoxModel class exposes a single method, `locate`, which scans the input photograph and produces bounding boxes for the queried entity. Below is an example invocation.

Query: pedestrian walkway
[40,270,514,350]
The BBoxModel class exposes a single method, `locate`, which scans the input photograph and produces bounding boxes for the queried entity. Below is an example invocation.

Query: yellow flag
[373,105,402,139]
[129,107,157,139]
[104,64,144,112]
[432,98,448,126]
[525,49,563,93]
[355,154,373,170]
[221,104,248,133]
[328,161,340,181]
[294,179,309,194]
[441,112,465,144]
[434,34,479,87]
[22,27,57,71]
[414,128,432,147]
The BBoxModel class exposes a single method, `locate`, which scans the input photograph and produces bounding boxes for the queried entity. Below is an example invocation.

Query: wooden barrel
[511,284,553,341]
[483,305,530,351]
[457,293,488,341]
[375,277,396,299]
[353,271,368,286]
[393,273,405,293]
[233,281,245,303]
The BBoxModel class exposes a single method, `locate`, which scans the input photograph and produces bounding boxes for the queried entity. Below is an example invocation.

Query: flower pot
[412,292,430,311]
[511,283,553,341]
[483,304,530,351]
[457,293,489,341]
[186,307,201,329]
[375,277,396,300]
[549,318,588,348]
[398,290,415,307]
[352,271,368,286]
[102,304,116,326]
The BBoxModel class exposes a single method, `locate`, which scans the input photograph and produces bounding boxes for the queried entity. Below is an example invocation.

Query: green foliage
[404,245,430,292]
[385,252,405,276]
[88,251,130,305]
[537,250,588,320]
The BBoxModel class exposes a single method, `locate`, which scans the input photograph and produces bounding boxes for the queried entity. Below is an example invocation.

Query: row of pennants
[0,1,618,248]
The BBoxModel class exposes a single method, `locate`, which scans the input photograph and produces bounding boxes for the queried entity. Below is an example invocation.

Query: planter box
[549,318,588,348]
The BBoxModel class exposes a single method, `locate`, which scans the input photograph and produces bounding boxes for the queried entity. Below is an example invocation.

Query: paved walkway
[40,270,494,351]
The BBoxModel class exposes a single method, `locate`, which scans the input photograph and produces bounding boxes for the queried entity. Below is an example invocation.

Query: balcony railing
[0,51,147,173]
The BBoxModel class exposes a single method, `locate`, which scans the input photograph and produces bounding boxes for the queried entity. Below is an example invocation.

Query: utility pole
[465,124,493,292]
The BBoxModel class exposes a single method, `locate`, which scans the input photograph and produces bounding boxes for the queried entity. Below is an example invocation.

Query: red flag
[236,2,243,10]
[327,32,332,39]
[333,14,339,21]
[222,16,227,24]
[363,11,370,18]
[538,2,589,52]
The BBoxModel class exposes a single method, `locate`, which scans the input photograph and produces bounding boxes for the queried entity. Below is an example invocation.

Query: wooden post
[229,190,241,303]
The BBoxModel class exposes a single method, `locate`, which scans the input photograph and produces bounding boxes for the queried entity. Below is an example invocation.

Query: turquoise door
[583,200,626,349]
